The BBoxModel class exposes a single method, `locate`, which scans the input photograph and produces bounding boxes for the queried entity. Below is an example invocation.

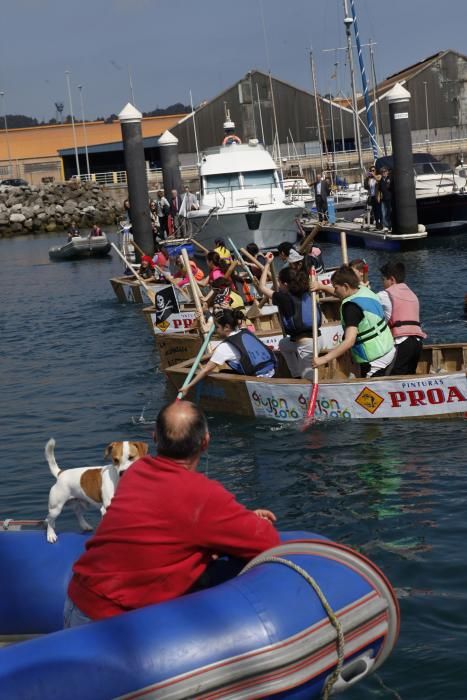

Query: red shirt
[68,455,279,619]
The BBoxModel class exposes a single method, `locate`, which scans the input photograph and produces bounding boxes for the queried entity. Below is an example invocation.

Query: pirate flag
[154,285,180,330]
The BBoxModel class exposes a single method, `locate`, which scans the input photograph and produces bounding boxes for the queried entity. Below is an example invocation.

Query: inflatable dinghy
[0,528,399,699]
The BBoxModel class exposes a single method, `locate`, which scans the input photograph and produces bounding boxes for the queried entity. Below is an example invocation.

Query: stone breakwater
[0,182,123,238]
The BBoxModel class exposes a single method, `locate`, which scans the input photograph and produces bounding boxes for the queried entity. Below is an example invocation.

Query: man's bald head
[155,401,209,460]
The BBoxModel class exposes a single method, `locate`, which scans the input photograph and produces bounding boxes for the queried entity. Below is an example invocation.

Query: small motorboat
[0,527,399,699]
[49,233,111,261]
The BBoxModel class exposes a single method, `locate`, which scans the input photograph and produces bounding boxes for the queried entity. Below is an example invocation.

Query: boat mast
[349,0,379,160]
[309,48,325,174]
[343,0,365,181]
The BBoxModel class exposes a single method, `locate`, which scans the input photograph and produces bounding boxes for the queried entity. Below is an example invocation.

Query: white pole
[423,81,430,143]
[128,65,136,105]
[189,90,200,165]
[343,0,364,180]
[0,91,13,176]
[77,85,91,179]
[256,83,266,145]
[65,70,81,179]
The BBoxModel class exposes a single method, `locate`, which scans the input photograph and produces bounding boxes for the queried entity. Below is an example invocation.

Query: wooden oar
[111,243,158,304]
[301,267,319,431]
[340,231,349,265]
[190,238,210,255]
[227,237,256,284]
[130,238,190,300]
[298,223,321,255]
[240,247,265,271]
[176,324,216,400]
[181,248,209,334]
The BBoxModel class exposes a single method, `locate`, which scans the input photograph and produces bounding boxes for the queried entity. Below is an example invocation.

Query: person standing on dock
[379,167,393,231]
[312,265,395,378]
[155,190,170,239]
[313,173,329,223]
[378,261,426,374]
[364,167,383,230]
[64,401,279,627]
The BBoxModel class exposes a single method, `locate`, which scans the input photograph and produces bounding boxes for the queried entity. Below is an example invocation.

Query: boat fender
[222,135,242,145]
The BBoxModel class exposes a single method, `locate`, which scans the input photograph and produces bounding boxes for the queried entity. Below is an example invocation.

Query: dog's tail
[45,438,61,479]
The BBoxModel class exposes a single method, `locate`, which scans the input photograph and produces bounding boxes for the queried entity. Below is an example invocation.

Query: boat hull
[187,203,303,250]
[165,344,467,421]
[49,236,111,261]
[0,530,399,700]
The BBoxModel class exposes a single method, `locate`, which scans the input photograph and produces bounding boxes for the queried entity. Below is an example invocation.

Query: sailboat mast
[343,0,364,180]
[309,49,324,173]
[349,0,378,159]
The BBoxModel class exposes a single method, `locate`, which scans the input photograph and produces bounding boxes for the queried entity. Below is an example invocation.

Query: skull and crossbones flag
[154,285,179,324]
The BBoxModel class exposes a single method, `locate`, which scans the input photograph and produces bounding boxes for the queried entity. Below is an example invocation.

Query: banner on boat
[150,310,197,334]
[246,373,467,421]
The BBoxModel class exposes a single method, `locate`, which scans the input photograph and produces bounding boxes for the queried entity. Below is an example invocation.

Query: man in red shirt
[65,401,279,627]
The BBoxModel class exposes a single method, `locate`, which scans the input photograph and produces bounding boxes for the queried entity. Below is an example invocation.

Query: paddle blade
[300,381,319,431]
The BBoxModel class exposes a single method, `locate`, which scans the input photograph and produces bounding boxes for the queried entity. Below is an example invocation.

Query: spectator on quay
[313,173,329,223]
[155,190,170,239]
[379,167,393,231]
[364,166,383,230]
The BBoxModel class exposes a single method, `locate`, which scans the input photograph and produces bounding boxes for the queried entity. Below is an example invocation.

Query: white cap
[288,249,304,264]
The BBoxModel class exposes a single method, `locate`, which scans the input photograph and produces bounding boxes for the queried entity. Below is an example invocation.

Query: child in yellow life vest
[213,238,232,262]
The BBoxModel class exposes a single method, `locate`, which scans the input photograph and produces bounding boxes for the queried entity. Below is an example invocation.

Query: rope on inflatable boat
[240,555,345,700]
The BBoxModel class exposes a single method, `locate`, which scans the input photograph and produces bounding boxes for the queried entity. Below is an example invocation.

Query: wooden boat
[165,343,467,421]
[110,276,189,304]
[49,234,111,261]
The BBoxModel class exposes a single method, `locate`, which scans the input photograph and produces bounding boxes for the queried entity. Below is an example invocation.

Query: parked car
[1,178,28,187]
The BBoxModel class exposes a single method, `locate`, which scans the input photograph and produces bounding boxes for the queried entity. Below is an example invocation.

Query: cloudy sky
[1,0,465,121]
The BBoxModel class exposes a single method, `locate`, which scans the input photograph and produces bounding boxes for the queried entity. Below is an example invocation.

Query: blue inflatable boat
[0,528,399,699]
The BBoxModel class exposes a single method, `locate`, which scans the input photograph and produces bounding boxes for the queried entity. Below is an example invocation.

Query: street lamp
[0,91,13,177]
[423,81,430,144]
[65,70,81,179]
[77,85,91,179]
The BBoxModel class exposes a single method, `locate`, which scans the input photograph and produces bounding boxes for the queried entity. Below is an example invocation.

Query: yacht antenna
[258,0,283,180]
[349,0,378,159]
[255,83,266,145]
[189,89,200,165]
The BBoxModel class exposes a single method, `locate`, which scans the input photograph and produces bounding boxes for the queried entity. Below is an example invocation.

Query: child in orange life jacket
[377,261,426,375]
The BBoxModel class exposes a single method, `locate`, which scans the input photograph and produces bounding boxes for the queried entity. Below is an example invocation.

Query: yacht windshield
[205,173,240,192]
[414,161,452,176]
[242,170,276,188]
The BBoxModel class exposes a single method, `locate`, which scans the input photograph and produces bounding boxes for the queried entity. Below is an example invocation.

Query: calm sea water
[1,230,467,699]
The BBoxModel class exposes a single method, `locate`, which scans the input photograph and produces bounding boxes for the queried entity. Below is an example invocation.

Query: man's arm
[192,482,280,558]
[377,290,392,322]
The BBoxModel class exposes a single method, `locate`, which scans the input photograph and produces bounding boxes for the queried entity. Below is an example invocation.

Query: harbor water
[1,230,467,699]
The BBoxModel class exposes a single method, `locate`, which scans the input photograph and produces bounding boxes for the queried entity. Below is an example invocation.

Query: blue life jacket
[281,292,322,338]
[221,330,276,376]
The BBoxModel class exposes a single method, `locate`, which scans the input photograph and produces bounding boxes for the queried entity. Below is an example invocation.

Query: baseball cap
[288,249,304,264]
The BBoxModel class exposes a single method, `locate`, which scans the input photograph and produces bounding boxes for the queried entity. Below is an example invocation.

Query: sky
[1,0,466,122]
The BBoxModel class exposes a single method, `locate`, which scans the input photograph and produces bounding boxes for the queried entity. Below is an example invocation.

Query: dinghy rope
[240,555,345,700]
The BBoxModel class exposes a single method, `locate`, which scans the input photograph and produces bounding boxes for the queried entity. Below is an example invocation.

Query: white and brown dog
[45,438,148,543]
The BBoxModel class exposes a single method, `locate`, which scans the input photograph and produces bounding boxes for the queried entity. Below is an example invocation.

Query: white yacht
[185,116,305,250]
